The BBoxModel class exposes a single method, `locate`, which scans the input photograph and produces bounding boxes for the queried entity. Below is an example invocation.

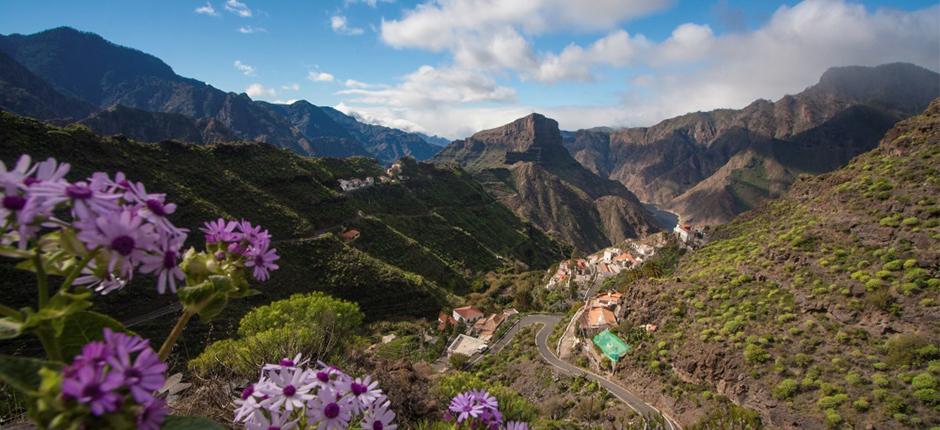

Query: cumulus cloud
[308,71,336,82]
[331,15,365,35]
[344,0,394,7]
[233,60,255,76]
[245,83,276,99]
[345,0,939,138]
[194,2,218,16]
[224,0,252,17]
[238,25,266,34]
[281,83,301,91]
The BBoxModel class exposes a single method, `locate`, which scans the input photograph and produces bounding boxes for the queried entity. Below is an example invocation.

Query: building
[593,329,631,362]
[673,224,692,243]
[339,229,360,242]
[437,312,458,331]
[452,306,484,324]
[602,248,622,263]
[338,177,375,192]
[446,334,488,358]
[579,306,618,336]
[612,252,637,267]
[472,309,518,341]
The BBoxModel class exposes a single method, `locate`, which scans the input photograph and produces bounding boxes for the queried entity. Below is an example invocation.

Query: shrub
[913,388,938,404]
[744,344,771,364]
[824,408,842,427]
[912,372,937,390]
[817,393,849,409]
[886,333,939,366]
[852,398,869,411]
[773,379,799,400]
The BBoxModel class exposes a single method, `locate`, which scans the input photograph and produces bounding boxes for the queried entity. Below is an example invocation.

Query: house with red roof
[452,306,484,324]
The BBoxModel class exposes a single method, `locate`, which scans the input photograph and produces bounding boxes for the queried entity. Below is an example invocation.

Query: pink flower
[77,208,157,279]
[139,233,186,294]
[245,242,279,282]
[201,218,238,244]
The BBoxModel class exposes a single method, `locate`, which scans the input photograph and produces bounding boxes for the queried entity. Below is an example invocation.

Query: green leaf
[0,318,24,340]
[179,275,237,320]
[161,415,225,430]
[23,290,92,334]
[0,354,61,395]
[56,311,128,359]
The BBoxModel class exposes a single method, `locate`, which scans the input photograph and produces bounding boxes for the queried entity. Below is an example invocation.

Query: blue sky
[1,0,938,137]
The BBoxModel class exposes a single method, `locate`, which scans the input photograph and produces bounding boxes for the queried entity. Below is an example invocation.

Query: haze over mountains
[0,27,440,163]
[563,63,940,224]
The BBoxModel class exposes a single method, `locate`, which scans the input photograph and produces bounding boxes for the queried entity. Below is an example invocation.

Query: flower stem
[158,310,193,361]
[34,253,48,308]
[36,328,63,362]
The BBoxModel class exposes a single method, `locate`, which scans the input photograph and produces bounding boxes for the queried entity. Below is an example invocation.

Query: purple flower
[341,375,384,412]
[448,392,484,423]
[107,345,167,403]
[73,269,128,295]
[126,181,182,234]
[61,363,122,416]
[245,410,298,430]
[137,398,168,430]
[245,242,279,282]
[201,218,238,244]
[31,176,120,221]
[77,208,157,279]
[505,421,529,430]
[236,219,271,248]
[30,157,70,185]
[0,155,38,191]
[469,389,498,411]
[306,387,353,429]
[139,233,186,294]
[259,367,316,412]
[361,400,397,430]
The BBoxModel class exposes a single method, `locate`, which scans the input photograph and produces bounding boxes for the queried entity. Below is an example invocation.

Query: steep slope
[564,63,939,224]
[78,105,237,144]
[0,27,442,163]
[0,111,564,352]
[613,100,940,429]
[434,113,658,252]
[0,50,93,120]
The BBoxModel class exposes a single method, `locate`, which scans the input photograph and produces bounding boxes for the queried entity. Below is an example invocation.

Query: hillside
[564,63,940,225]
[0,111,563,353]
[434,113,659,252]
[0,27,440,163]
[612,100,940,428]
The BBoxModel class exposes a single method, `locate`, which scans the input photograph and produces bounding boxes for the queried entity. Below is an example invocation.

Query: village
[431,223,706,371]
[337,160,406,193]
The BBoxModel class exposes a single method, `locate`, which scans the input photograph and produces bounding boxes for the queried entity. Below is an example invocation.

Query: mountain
[78,104,238,144]
[612,99,940,428]
[434,113,659,252]
[320,107,441,162]
[0,27,440,163]
[418,133,452,147]
[0,50,93,120]
[563,63,940,225]
[0,110,563,353]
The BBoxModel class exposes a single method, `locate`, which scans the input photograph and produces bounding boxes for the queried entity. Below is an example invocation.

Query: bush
[190,292,364,377]
[912,372,937,390]
[824,409,842,427]
[773,379,799,400]
[744,344,771,364]
[852,398,869,411]
[448,353,470,369]
[913,388,938,404]
[817,393,849,409]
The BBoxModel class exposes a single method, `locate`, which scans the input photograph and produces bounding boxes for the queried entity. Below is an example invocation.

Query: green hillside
[0,111,564,354]
[614,100,940,428]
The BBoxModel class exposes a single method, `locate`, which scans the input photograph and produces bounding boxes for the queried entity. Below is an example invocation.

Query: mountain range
[563,63,940,225]
[0,27,441,163]
[434,113,660,252]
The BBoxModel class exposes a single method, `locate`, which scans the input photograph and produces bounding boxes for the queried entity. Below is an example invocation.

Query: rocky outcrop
[434,113,659,251]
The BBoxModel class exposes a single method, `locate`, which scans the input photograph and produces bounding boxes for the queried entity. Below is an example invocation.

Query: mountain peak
[470,112,562,153]
[806,62,939,113]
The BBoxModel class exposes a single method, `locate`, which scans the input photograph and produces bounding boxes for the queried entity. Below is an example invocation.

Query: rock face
[0,27,440,163]
[563,63,940,225]
[434,113,659,252]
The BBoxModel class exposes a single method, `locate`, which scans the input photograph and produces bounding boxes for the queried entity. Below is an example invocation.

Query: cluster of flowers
[200,218,279,282]
[235,355,396,430]
[58,328,168,429]
[447,390,528,430]
[0,154,186,294]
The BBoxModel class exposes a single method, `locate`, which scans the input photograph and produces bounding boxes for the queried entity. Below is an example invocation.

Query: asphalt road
[489,314,681,430]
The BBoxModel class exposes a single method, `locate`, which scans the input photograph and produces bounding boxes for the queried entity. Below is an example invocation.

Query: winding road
[484,314,681,430]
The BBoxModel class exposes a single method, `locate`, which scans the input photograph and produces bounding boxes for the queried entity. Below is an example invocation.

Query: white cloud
[281,83,301,91]
[331,15,364,35]
[245,83,276,99]
[194,2,218,16]
[337,65,515,110]
[308,71,336,82]
[344,0,394,7]
[233,60,256,76]
[274,99,300,105]
[224,0,252,17]
[238,25,266,34]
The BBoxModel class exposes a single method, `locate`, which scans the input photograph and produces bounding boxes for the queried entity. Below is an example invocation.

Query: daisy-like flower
[341,375,384,412]
[77,208,157,279]
[448,392,484,423]
[234,384,265,423]
[201,218,238,244]
[138,233,186,294]
[312,363,350,390]
[136,397,168,430]
[306,387,353,430]
[259,367,317,412]
[245,242,279,282]
[263,353,308,372]
[103,327,149,356]
[469,389,498,411]
[505,421,530,430]
[246,410,298,430]
[0,155,37,191]
[126,181,182,234]
[361,399,397,430]
[73,268,128,294]
[31,176,120,221]
[106,345,167,403]
[60,363,122,416]
[236,219,271,248]
[29,157,70,186]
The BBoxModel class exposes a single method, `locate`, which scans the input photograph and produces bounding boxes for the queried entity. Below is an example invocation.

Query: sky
[1,0,938,138]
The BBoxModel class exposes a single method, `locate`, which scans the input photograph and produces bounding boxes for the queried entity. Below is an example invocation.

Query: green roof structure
[592,329,631,362]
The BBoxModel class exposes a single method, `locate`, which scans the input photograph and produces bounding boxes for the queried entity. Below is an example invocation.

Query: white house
[452,306,484,324]
[447,334,488,357]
